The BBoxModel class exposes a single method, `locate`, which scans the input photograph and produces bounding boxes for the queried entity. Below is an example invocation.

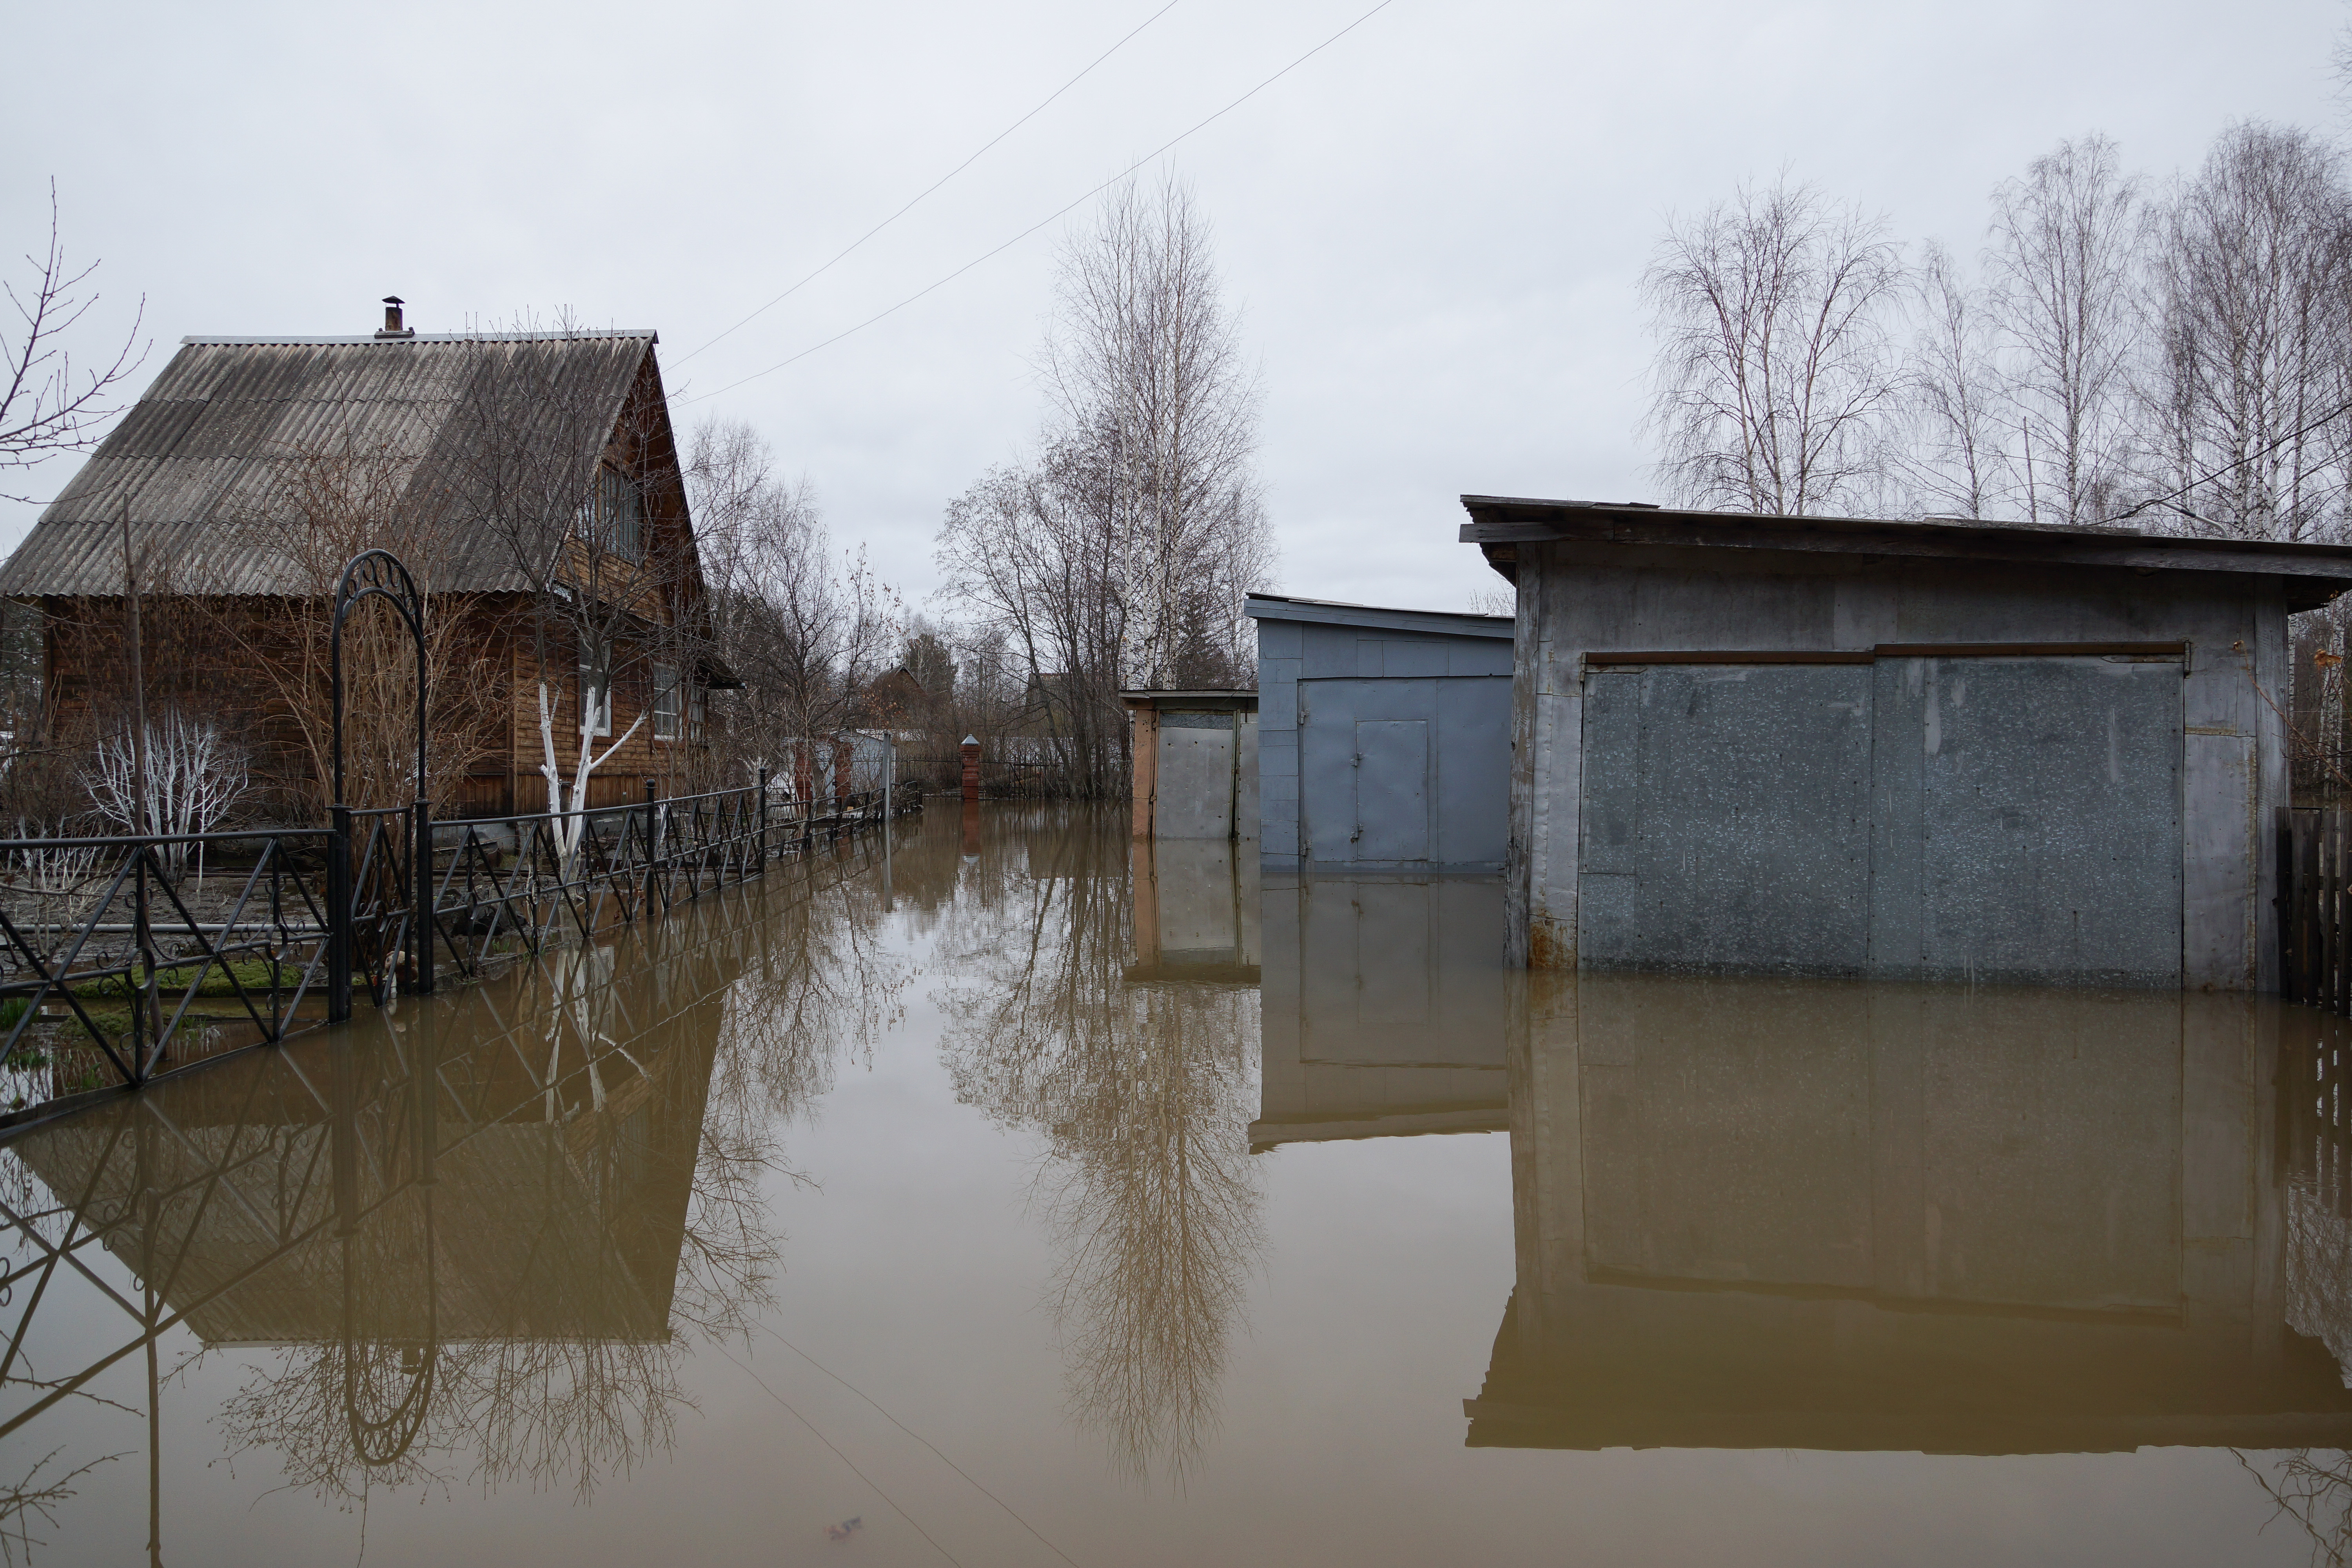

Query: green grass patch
[69,959,305,999]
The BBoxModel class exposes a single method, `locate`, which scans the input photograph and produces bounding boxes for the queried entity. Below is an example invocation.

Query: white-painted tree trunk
[537,681,646,869]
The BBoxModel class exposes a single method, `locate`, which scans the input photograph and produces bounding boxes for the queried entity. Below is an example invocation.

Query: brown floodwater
[5,804,2352,1565]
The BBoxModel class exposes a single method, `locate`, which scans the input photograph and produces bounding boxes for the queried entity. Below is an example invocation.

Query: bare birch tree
[450,324,700,853]
[1899,241,2018,519]
[1642,178,1908,514]
[2141,121,2352,541]
[1040,175,1271,691]
[1987,135,2143,526]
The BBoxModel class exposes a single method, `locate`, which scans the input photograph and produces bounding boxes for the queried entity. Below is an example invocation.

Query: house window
[652,662,680,741]
[689,683,706,742]
[579,647,612,737]
[581,465,644,561]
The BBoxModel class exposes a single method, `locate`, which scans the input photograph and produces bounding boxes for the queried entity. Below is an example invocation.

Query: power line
[675,0,1187,367]
[680,0,1401,405]
[756,1321,1085,1568]
[711,1340,964,1567]
[2104,394,2352,528]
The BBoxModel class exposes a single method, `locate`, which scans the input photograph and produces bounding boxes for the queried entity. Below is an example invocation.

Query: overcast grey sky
[5,0,2343,615]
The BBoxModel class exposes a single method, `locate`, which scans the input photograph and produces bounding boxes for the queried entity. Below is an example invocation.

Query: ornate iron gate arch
[328,549,432,1018]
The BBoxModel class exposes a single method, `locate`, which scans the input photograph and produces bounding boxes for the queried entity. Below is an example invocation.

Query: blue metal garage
[1247,594,1514,871]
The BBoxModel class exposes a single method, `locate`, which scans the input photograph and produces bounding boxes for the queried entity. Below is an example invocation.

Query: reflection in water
[0,838,903,1532]
[27,806,2352,1559]
[933,811,1264,1483]
[1256,872,1508,1149]
[1474,975,2352,1457]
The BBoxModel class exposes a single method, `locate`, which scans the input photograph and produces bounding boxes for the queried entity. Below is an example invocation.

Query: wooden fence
[2281,807,2352,1013]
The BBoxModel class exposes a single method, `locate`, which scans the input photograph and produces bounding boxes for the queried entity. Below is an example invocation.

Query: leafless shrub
[82,709,245,875]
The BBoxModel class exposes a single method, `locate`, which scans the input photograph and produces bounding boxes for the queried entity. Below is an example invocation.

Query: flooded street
[6,803,2352,1564]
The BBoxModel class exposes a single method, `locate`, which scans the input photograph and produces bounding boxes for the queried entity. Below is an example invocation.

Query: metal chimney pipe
[376,296,412,339]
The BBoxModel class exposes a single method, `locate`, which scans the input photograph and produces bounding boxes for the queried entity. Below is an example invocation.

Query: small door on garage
[1354,720,1428,860]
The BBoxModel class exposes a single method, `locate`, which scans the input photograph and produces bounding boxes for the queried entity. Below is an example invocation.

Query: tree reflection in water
[931,809,1264,1485]
[0,838,908,1527]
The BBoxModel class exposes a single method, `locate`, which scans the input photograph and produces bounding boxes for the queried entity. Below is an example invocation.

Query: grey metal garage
[1459,494,2352,989]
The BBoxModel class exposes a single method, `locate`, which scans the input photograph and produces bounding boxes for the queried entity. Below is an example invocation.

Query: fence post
[643,778,661,919]
[961,734,980,805]
[131,848,152,1082]
[328,805,353,1024]
[412,796,435,995]
[758,766,770,864]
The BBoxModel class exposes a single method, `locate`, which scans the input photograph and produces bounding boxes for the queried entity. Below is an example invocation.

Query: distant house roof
[1457,494,2352,612]
[0,330,664,598]
[1245,592,1514,641]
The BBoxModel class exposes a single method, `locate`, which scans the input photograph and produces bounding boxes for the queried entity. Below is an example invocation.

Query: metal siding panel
[1381,639,1447,678]
[1918,657,2181,984]
[1580,671,1640,877]
[1867,657,1929,972]
[1637,665,1872,975]
[1449,637,1515,677]
[1299,624,1358,679]
[1436,675,1512,866]
[1298,678,1360,861]
[1152,725,1236,838]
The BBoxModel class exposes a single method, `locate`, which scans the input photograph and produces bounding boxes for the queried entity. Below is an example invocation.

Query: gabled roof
[0,330,662,597]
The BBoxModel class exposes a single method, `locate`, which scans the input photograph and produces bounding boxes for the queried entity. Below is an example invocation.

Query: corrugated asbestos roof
[0,332,658,597]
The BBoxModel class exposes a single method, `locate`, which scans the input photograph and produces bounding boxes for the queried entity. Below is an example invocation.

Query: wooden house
[0,304,737,817]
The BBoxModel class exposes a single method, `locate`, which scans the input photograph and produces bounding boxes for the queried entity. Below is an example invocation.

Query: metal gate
[1298,676,1510,870]
[1577,652,2185,983]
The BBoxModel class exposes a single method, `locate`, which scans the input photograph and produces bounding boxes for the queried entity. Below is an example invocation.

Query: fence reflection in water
[0,829,904,1545]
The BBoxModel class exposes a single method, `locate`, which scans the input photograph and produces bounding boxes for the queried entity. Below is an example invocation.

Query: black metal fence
[0,778,919,1124]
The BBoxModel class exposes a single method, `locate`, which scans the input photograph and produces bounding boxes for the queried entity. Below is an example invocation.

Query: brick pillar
[960,734,980,804]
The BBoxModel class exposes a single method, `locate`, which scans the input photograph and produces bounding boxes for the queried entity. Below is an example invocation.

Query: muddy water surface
[2,804,2349,1565]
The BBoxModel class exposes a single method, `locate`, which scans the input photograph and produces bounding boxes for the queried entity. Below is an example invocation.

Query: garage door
[1299,676,1512,869]
[1577,654,2183,983]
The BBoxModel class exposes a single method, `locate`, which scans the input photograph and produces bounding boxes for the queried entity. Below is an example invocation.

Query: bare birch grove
[1648,122,2352,546]
[936,175,1272,797]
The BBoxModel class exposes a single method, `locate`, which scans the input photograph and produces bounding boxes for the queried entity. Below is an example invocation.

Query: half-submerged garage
[1460,496,2352,989]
